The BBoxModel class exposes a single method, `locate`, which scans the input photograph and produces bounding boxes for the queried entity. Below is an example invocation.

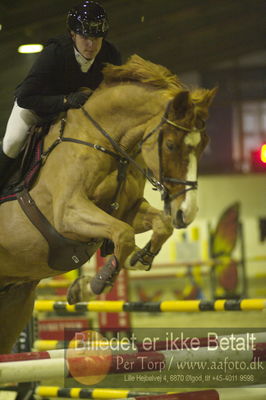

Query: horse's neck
[84,84,167,150]
[45,84,167,157]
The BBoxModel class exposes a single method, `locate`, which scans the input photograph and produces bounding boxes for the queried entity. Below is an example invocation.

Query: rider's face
[71,32,103,60]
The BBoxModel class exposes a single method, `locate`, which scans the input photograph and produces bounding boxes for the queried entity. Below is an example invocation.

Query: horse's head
[141,87,217,229]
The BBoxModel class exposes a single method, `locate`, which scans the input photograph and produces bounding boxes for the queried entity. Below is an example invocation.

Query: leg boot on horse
[67,255,120,304]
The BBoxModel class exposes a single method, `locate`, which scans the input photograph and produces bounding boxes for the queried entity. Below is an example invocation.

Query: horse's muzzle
[174,209,188,229]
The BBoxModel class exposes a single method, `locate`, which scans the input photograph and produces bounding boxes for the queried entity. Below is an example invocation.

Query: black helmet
[67,1,109,38]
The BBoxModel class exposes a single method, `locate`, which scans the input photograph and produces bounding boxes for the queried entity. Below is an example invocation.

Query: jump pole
[0,349,65,363]
[35,388,217,400]
[35,386,266,400]
[34,298,266,313]
[35,386,178,399]
[3,331,265,360]
[0,344,266,384]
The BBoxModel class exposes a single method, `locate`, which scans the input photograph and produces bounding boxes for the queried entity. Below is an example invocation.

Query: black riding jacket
[15,35,121,117]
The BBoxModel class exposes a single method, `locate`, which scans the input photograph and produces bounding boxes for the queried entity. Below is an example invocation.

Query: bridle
[41,100,204,213]
[138,101,201,213]
[139,102,200,198]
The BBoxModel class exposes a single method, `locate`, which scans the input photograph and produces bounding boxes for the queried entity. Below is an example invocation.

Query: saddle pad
[0,134,44,205]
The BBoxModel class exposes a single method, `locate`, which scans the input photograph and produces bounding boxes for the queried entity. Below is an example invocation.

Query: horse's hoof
[126,241,160,271]
[67,275,96,304]
[90,255,120,295]
[124,246,152,271]
[67,277,81,305]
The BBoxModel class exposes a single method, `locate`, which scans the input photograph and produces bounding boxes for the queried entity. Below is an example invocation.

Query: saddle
[0,124,48,204]
[0,123,101,272]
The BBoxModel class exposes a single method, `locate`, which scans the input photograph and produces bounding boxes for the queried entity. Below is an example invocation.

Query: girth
[16,189,101,271]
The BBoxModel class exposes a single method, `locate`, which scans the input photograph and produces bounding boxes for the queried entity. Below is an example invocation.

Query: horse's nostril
[176,209,186,228]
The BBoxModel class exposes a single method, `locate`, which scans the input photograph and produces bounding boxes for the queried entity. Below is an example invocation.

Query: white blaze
[184,130,201,147]
[180,130,200,224]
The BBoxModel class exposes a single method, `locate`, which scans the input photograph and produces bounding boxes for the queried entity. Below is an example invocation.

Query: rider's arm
[15,43,67,115]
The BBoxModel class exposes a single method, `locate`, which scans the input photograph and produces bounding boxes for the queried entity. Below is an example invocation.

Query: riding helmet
[67,1,109,37]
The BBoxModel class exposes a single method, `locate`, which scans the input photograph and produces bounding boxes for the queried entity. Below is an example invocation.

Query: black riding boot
[0,146,15,192]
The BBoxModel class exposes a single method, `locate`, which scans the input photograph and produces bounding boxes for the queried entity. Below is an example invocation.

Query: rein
[80,104,199,208]
[40,100,201,212]
[80,106,168,197]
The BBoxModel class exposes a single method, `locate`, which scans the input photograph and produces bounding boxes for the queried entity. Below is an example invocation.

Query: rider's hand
[64,90,92,109]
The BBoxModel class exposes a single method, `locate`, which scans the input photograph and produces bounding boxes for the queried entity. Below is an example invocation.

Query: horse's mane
[102,54,215,105]
[102,54,186,94]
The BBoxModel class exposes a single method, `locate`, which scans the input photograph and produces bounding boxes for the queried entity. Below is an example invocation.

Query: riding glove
[64,90,92,109]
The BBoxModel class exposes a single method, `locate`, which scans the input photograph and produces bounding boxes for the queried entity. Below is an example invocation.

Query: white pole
[0,358,66,384]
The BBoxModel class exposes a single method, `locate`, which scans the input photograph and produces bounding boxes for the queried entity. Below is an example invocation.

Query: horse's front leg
[55,196,136,302]
[124,198,173,270]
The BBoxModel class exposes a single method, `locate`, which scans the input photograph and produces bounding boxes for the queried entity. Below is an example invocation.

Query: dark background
[0,0,265,172]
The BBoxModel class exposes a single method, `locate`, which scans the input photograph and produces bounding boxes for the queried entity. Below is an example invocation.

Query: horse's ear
[172,90,191,119]
[202,87,218,107]
[191,87,218,121]
[196,87,218,108]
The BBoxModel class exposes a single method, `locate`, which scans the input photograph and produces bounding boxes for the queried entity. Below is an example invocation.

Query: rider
[0,0,121,190]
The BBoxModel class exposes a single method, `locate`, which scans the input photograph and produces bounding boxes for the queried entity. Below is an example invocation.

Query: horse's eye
[166,141,175,151]
[197,118,205,130]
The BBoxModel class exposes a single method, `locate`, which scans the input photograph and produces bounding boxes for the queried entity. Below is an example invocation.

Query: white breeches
[3,101,41,158]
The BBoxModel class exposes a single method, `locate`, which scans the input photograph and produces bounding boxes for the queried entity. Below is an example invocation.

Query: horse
[0,54,216,353]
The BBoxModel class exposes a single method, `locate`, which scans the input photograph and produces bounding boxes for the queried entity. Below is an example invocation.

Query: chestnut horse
[0,55,216,353]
